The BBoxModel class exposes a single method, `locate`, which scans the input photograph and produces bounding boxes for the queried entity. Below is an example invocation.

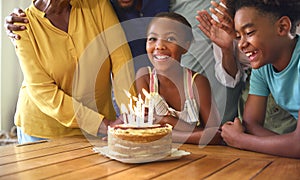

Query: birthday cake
[107,124,172,159]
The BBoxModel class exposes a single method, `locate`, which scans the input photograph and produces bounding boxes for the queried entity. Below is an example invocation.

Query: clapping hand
[196,0,235,50]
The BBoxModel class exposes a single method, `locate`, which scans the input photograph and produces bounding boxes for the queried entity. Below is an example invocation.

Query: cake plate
[93,146,190,164]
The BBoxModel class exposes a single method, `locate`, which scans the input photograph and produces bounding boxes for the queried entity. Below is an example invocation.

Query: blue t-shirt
[249,36,300,119]
[110,0,170,72]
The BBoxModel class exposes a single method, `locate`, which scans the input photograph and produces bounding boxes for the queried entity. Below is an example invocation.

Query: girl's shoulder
[136,66,151,79]
[187,69,208,81]
[187,69,210,87]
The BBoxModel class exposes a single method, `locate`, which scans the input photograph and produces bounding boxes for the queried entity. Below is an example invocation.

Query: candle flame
[121,89,155,127]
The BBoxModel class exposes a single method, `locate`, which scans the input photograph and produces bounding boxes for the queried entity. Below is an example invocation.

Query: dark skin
[221,7,300,158]
[5,8,28,40]
[34,0,71,32]
[5,0,71,38]
[196,0,238,78]
[197,1,300,158]
[6,1,222,143]
[135,17,222,145]
[5,0,143,39]
[6,0,121,135]
[136,69,222,145]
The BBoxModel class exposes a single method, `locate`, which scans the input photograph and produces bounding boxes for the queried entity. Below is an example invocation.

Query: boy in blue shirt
[221,0,300,158]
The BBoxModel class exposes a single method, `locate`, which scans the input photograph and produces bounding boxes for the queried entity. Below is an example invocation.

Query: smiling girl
[135,12,222,145]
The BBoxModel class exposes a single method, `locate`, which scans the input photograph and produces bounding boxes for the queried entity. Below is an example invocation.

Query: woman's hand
[109,118,124,127]
[4,8,28,40]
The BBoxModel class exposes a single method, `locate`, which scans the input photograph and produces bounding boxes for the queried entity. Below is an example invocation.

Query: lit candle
[142,88,150,107]
[120,104,128,124]
[148,94,154,125]
[134,105,140,126]
[141,104,145,125]
[128,103,134,125]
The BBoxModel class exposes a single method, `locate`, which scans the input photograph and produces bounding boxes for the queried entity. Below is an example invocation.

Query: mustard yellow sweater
[13,0,135,138]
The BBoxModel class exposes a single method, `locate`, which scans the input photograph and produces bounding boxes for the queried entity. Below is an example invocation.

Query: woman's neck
[34,0,71,33]
[34,0,51,12]
[34,0,71,14]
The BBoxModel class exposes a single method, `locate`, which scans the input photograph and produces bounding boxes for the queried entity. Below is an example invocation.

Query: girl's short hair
[147,12,194,42]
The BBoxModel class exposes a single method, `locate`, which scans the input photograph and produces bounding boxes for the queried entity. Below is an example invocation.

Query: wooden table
[0,135,299,179]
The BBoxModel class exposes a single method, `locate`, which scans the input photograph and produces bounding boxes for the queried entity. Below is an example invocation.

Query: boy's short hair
[226,0,300,35]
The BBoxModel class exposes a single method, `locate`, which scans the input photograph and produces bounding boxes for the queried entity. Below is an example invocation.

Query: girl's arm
[193,74,221,128]
[192,74,222,144]
[172,127,222,145]
[167,74,222,145]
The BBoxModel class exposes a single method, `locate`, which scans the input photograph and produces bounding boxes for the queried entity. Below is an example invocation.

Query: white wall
[0,1,31,131]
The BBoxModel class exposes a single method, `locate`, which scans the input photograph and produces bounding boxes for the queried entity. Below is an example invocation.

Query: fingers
[210,1,233,25]
[4,21,26,31]
[12,8,26,16]
[5,14,28,24]
[211,1,227,14]
[234,118,241,124]
[196,10,213,38]
[208,2,235,37]
[233,118,243,128]
[6,8,28,24]
[4,9,28,40]
[101,136,108,141]
[4,19,25,40]
[6,30,21,40]
[196,10,213,22]
[226,120,234,125]
[220,0,227,5]
[221,121,232,132]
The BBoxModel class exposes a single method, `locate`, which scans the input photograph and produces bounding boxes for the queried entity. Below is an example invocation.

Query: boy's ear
[276,16,291,35]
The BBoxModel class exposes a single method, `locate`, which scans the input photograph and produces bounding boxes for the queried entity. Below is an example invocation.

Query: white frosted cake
[107,124,172,159]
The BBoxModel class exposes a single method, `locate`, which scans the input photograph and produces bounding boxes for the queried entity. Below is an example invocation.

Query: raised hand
[4,8,28,40]
[196,0,235,50]
[209,0,235,37]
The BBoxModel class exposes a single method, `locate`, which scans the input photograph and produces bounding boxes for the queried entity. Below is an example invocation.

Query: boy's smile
[234,7,283,69]
[245,50,259,62]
